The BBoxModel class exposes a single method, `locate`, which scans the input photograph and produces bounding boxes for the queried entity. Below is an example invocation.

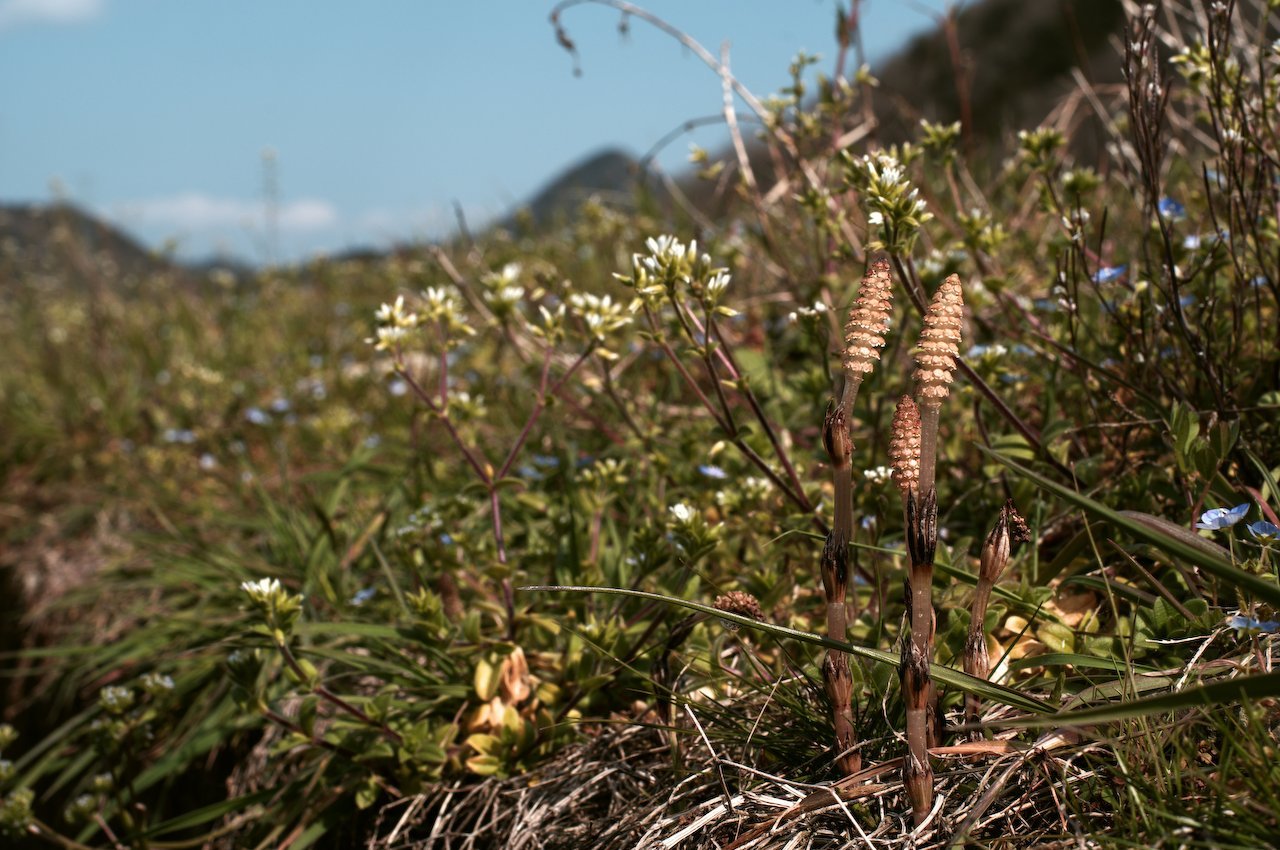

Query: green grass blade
[141,790,273,838]
[990,671,1280,727]
[980,446,1280,606]
[523,584,1052,714]
[1008,652,1159,674]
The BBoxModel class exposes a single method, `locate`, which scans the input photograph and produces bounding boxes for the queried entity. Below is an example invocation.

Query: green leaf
[990,671,1280,727]
[1008,653,1159,674]
[294,622,403,640]
[141,790,272,838]
[979,447,1280,607]
[521,584,1051,714]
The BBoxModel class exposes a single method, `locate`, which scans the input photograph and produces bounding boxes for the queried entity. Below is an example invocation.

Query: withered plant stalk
[965,501,1028,733]
[818,259,894,777]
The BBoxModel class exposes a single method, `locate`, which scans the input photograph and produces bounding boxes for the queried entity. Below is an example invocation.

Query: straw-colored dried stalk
[965,501,1030,732]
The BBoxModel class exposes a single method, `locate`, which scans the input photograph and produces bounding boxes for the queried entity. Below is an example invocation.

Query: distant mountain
[0,202,177,289]
[652,0,1127,220]
[503,147,656,230]
[871,0,1125,145]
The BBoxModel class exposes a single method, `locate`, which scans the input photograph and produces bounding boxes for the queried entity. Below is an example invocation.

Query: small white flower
[705,270,731,298]
[868,211,884,226]
[863,465,893,485]
[241,577,282,603]
[669,503,694,523]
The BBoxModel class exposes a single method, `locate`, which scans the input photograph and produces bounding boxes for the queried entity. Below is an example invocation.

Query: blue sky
[0,0,947,263]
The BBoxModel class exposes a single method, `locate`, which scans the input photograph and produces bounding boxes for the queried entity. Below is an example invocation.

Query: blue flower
[350,587,376,606]
[1183,234,1202,250]
[1158,197,1186,220]
[245,407,271,426]
[1196,503,1250,530]
[1226,614,1280,633]
[1092,265,1127,283]
[1247,520,1280,544]
[698,464,728,480]
[162,428,196,444]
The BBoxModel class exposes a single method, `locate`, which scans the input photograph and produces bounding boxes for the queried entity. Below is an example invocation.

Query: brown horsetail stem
[820,402,859,775]
[890,395,934,824]
[913,273,964,497]
[965,501,1030,733]
[895,273,963,827]
[817,259,895,777]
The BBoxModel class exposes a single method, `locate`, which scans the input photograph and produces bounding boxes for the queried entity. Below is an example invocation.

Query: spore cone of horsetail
[912,274,963,496]
[888,396,921,501]
[840,258,894,413]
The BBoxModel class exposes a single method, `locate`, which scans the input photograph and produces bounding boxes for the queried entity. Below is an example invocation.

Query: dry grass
[367,700,1106,850]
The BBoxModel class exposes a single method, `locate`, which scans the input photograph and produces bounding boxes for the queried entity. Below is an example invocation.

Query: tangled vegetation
[2,1,1279,847]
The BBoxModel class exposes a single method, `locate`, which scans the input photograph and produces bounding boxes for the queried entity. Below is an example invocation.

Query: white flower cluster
[370,295,419,352]
[240,576,305,631]
[863,465,893,485]
[420,287,476,341]
[99,685,135,715]
[369,286,476,358]
[788,300,828,323]
[240,577,285,605]
[668,502,695,524]
[567,292,632,359]
[481,263,526,314]
[617,234,736,315]
[855,152,932,250]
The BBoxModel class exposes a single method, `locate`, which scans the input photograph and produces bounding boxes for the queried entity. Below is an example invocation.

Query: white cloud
[113,192,339,232]
[0,0,105,30]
